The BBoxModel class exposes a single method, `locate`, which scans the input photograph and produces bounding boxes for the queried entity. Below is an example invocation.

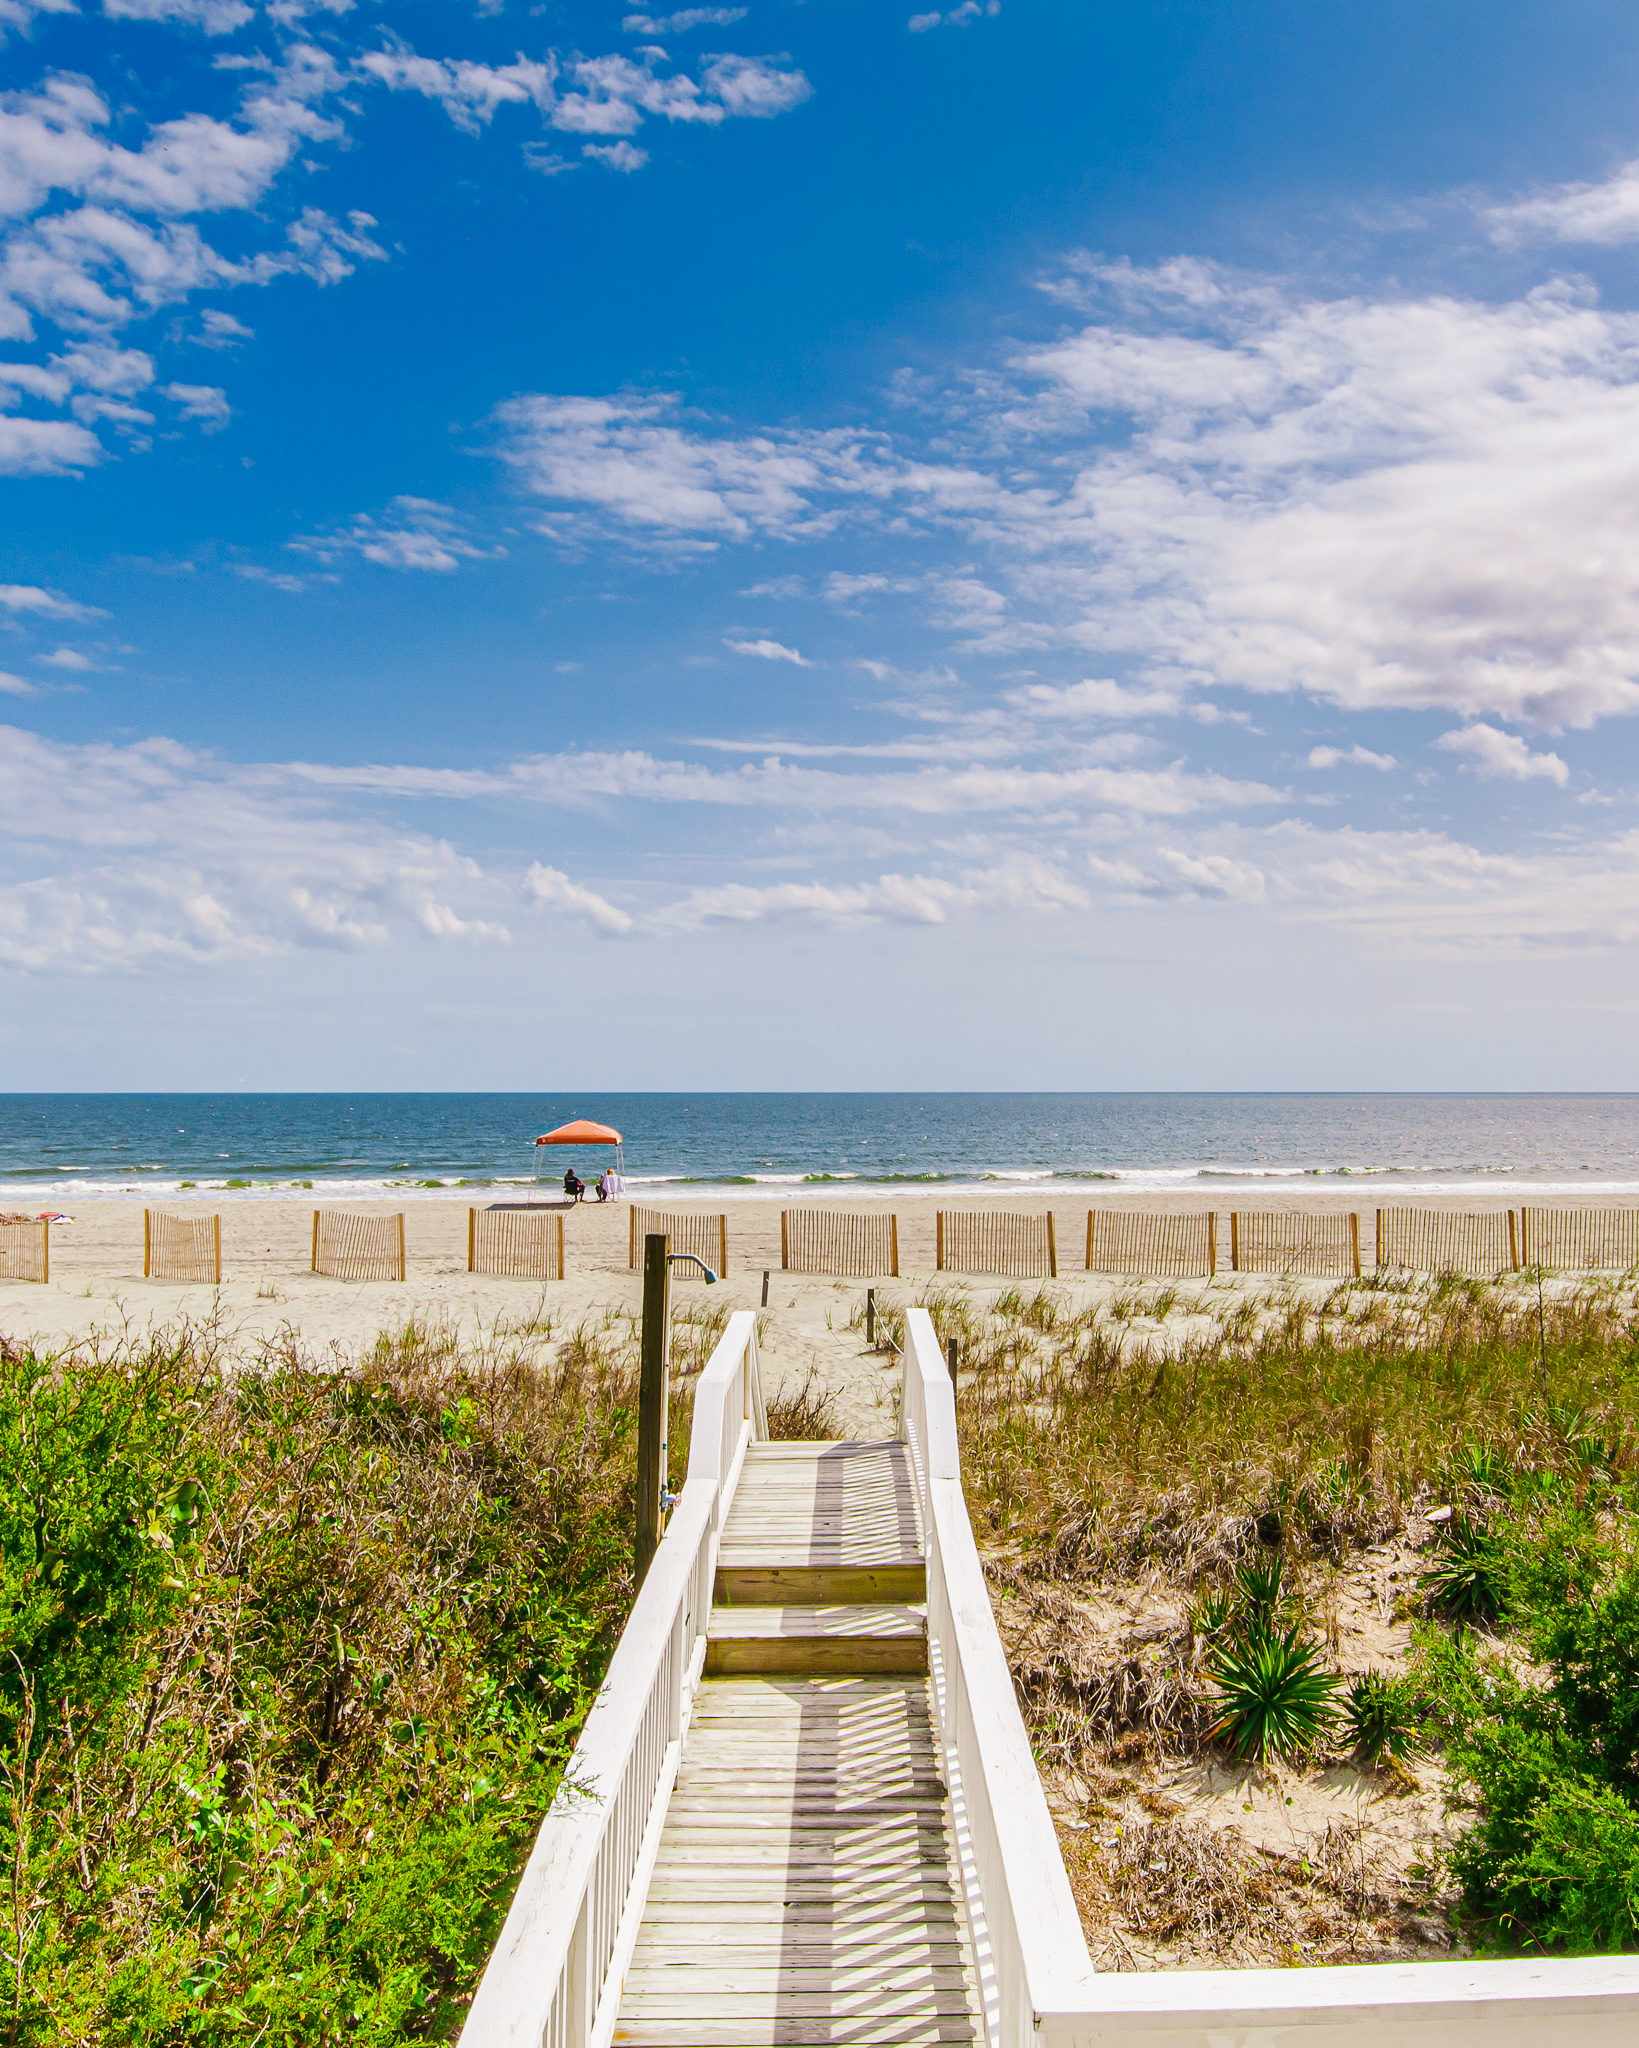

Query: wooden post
[635,1232,671,1591]
[866,1287,876,1345]
[719,1214,728,1279]
[1085,1210,1095,1273]
[311,1210,320,1273]
[629,1207,636,1268]
[468,1207,476,1273]
[143,1208,152,1279]
[780,1210,789,1271]
[1376,1208,1385,1272]
[396,1212,406,1281]
[936,1212,944,1271]
[1230,1212,1240,1273]
[1508,1209,1519,1271]
[557,1215,565,1281]
[761,1268,769,1307]
[946,1336,958,1383]
[1349,1212,1361,1279]
[1519,1209,1530,1265]
[1046,1211,1057,1279]
[890,1213,899,1278]
[1207,1212,1217,1278]
[40,1218,48,1286]
[213,1214,221,1286]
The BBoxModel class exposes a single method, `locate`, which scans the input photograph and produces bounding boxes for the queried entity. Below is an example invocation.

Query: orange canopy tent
[532,1119,625,1196]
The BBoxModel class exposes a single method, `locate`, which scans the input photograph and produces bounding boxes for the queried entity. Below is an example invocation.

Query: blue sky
[5,0,1639,1088]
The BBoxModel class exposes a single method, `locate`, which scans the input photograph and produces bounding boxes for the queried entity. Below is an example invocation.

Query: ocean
[2,1093,1638,1201]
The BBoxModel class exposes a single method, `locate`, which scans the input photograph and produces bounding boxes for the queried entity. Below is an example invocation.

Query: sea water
[2,1093,1638,1202]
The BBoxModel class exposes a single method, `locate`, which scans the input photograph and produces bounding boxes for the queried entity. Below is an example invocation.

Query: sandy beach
[4,1185,1626,1437]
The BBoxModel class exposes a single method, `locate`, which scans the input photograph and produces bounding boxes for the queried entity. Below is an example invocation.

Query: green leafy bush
[1419,1514,1507,1632]
[1341,1670,1416,1765]
[0,1319,642,2045]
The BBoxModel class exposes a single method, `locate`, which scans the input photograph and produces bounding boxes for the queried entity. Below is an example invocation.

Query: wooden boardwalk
[613,1441,982,2048]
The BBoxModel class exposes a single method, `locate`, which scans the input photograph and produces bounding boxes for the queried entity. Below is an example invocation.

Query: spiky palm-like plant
[1206,1622,1341,1763]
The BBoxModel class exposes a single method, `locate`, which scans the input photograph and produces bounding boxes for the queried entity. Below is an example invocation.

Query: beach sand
[0,1185,1611,1435]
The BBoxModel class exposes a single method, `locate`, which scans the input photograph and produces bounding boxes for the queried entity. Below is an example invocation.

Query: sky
[5,0,1639,1089]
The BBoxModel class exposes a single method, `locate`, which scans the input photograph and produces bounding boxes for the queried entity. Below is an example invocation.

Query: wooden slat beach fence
[1520,1208,1639,1273]
[470,1208,564,1280]
[780,1207,899,1277]
[1085,1209,1216,1278]
[1376,1206,1518,1276]
[0,1218,48,1284]
[937,1209,1057,1277]
[1232,1210,1361,1278]
[312,1210,405,1282]
[629,1206,728,1278]
[144,1210,221,1284]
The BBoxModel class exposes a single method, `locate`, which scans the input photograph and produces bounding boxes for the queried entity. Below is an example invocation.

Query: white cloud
[584,140,647,172]
[980,260,1639,726]
[0,581,100,618]
[357,47,557,134]
[0,0,76,38]
[101,0,254,35]
[1435,723,1570,785]
[660,856,1085,931]
[524,860,633,935]
[0,413,100,472]
[196,307,252,347]
[909,1,998,27]
[36,645,93,668]
[289,496,495,573]
[697,54,811,119]
[622,8,747,32]
[0,670,36,694]
[1486,161,1639,248]
[725,636,810,665]
[164,379,228,428]
[491,390,906,543]
[362,41,809,153]
[1305,743,1397,770]
[1008,677,1181,720]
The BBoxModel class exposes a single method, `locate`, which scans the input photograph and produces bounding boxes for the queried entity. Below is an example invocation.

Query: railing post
[635,1233,671,1589]
[565,1891,591,2048]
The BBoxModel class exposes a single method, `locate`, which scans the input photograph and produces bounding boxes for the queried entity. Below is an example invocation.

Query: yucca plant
[1233,1549,1285,1630]
[1342,1669,1417,1764]
[1206,1622,1341,1762]
[1420,1514,1506,1633]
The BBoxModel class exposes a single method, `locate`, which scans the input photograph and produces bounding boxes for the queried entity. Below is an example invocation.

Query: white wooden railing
[460,1310,766,2048]
[897,1305,1639,2048]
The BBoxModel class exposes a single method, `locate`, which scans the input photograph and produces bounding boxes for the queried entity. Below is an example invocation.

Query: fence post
[1047,1211,1057,1278]
[635,1232,671,1590]
[144,1208,151,1279]
[761,1268,770,1307]
[780,1211,789,1271]
[1508,1209,1519,1271]
[946,1336,958,1383]
[1206,1211,1217,1278]
[1349,1212,1361,1279]
[890,1214,900,1277]
[41,1218,48,1286]
[311,1210,320,1273]
[396,1212,406,1282]
[1230,1211,1240,1272]
[936,1212,944,1271]
[866,1287,876,1345]
[213,1214,221,1286]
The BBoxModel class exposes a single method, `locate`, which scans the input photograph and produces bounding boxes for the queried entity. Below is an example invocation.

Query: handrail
[898,1306,1639,2048]
[460,1309,765,2048]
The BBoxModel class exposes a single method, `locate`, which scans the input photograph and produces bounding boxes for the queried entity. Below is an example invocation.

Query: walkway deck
[613,1440,983,2048]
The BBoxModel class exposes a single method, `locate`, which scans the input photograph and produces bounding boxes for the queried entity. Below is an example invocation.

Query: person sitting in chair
[563,1166,585,1202]
[595,1169,614,1203]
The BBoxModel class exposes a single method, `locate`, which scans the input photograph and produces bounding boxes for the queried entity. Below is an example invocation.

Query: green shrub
[1420,1515,1506,1632]
[0,1320,641,2045]
[1342,1670,1417,1764]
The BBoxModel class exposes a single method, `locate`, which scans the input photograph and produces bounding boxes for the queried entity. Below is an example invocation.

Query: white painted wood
[460,1312,766,2048]
[897,1305,1639,2048]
